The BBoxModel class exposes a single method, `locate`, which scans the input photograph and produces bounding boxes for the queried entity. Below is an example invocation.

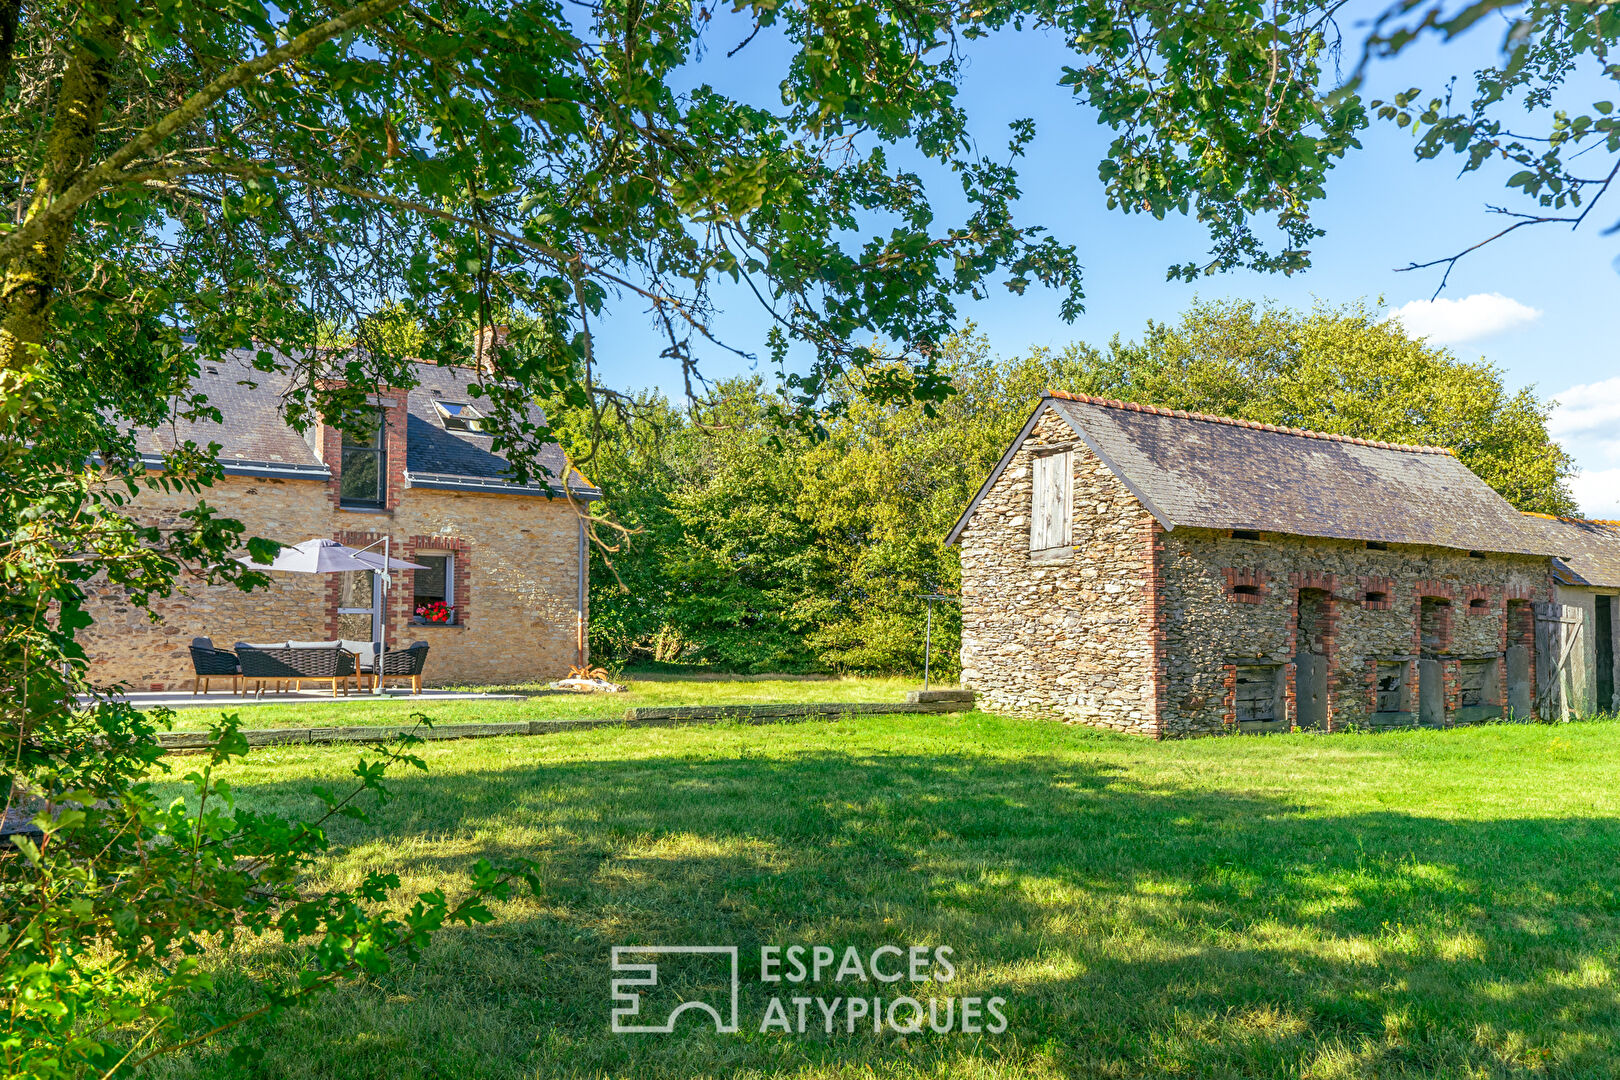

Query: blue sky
[591,11,1619,516]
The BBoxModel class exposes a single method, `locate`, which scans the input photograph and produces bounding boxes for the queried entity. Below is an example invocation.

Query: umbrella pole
[375,535,388,696]
[350,535,392,696]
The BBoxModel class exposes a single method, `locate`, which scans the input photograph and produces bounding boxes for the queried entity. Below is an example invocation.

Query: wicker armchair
[237,642,356,697]
[372,641,430,694]
[188,637,239,695]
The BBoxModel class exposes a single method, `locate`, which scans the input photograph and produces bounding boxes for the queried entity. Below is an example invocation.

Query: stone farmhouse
[82,350,597,690]
[947,390,1574,738]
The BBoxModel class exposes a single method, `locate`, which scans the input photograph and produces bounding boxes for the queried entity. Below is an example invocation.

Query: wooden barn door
[1294,589,1329,730]
[1535,603,1585,721]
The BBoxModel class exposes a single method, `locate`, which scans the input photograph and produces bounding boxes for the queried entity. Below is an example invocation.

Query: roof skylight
[434,400,486,433]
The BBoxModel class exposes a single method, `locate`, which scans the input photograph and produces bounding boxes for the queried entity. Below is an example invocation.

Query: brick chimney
[474,324,509,373]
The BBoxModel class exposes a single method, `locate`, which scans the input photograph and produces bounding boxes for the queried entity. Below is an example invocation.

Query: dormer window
[435,400,486,433]
[339,413,385,508]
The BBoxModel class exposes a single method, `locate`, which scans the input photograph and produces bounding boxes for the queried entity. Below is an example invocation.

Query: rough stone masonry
[949,391,1562,738]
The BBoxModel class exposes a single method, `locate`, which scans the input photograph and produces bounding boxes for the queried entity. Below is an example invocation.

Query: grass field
[160,674,924,730]
[149,714,1620,1079]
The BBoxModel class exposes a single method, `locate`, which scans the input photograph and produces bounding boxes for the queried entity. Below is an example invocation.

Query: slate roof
[947,391,1559,556]
[132,349,596,497]
[1524,515,1620,588]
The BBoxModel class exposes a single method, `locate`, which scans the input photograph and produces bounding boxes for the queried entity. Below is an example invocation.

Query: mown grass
[149,714,1620,1079]
[160,674,925,730]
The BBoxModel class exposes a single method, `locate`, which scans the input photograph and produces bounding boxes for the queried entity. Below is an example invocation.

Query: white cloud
[1550,377,1620,519]
[1382,292,1542,345]
[1570,468,1620,520]
[1549,375,1620,441]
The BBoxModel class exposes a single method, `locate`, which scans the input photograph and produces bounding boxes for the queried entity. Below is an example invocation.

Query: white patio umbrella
[237,538,427,694]
[238,538,423,574]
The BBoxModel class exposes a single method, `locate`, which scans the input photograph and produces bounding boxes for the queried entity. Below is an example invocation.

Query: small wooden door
[1505,644,1531,720]
[1535,603,1585,720]
[1294,652,1327,730]
[1419,658,1444,727]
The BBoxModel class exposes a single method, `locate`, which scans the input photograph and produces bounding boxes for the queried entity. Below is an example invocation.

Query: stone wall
[957,409,1161,734]
[80,474,587,690]
[1160,529,1551,734]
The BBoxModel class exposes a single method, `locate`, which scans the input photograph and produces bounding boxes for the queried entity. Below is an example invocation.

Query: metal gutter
[138,453,330,481]
[403,469,601,500]
[576,515,589,667]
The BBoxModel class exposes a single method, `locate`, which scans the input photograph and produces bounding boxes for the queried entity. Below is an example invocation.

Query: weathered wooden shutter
[1535,602,1586,720]
[1029,451,1072,552]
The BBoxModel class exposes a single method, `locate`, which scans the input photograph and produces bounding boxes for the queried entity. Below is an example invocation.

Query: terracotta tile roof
[1523,514,1620,588]
[947,391,1559,555]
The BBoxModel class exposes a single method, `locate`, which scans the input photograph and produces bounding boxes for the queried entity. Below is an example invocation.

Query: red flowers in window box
[415,600,454,624]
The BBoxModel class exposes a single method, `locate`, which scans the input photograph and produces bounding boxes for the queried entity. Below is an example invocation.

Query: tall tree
[1070,298,1579,515]
[574,308,1576,674]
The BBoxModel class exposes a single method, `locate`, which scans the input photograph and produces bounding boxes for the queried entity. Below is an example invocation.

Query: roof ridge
[1523,511,1620,527]
[1043,389,1455,456]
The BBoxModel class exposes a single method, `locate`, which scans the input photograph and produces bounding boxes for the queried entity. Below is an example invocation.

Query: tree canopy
[569,300,1576,675]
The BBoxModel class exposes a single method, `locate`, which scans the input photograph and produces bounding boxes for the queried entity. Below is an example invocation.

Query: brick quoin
[79,475,583,689]
[325,529,386,640]
[951,408,1560,738]
[1461,583,1494,616]
[1414,580,1456,655]
[1145,520,1169,738]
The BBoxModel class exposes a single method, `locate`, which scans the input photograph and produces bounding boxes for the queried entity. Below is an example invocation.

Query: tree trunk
[0,3,125,385]
[0,0,21,97]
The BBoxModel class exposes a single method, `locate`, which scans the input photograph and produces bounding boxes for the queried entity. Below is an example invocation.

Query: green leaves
[1356,0,1620,275]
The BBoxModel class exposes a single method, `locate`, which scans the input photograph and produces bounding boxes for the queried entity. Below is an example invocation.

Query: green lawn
[160,674,925,730]
[150,714,1620,1079]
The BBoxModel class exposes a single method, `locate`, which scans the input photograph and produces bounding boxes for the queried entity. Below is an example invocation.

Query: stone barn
[946,391,1562,738]
[1524,515,1620,718]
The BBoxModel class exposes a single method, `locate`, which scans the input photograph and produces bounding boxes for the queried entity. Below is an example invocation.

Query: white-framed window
[413,552,455,623]
[1029,449,1073,553]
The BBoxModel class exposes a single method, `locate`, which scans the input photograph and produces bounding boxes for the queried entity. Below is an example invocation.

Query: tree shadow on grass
[157,747,1620,1080]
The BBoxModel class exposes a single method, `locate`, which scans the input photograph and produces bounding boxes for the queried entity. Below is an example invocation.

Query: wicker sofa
[235,641,358,697]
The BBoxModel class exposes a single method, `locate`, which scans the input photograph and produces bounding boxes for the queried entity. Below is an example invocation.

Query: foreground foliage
[1,715,536,1078]
[146,713,1620,1079]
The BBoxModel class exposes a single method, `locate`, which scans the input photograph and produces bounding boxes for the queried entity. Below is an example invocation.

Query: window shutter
[1030,451,1072,551]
